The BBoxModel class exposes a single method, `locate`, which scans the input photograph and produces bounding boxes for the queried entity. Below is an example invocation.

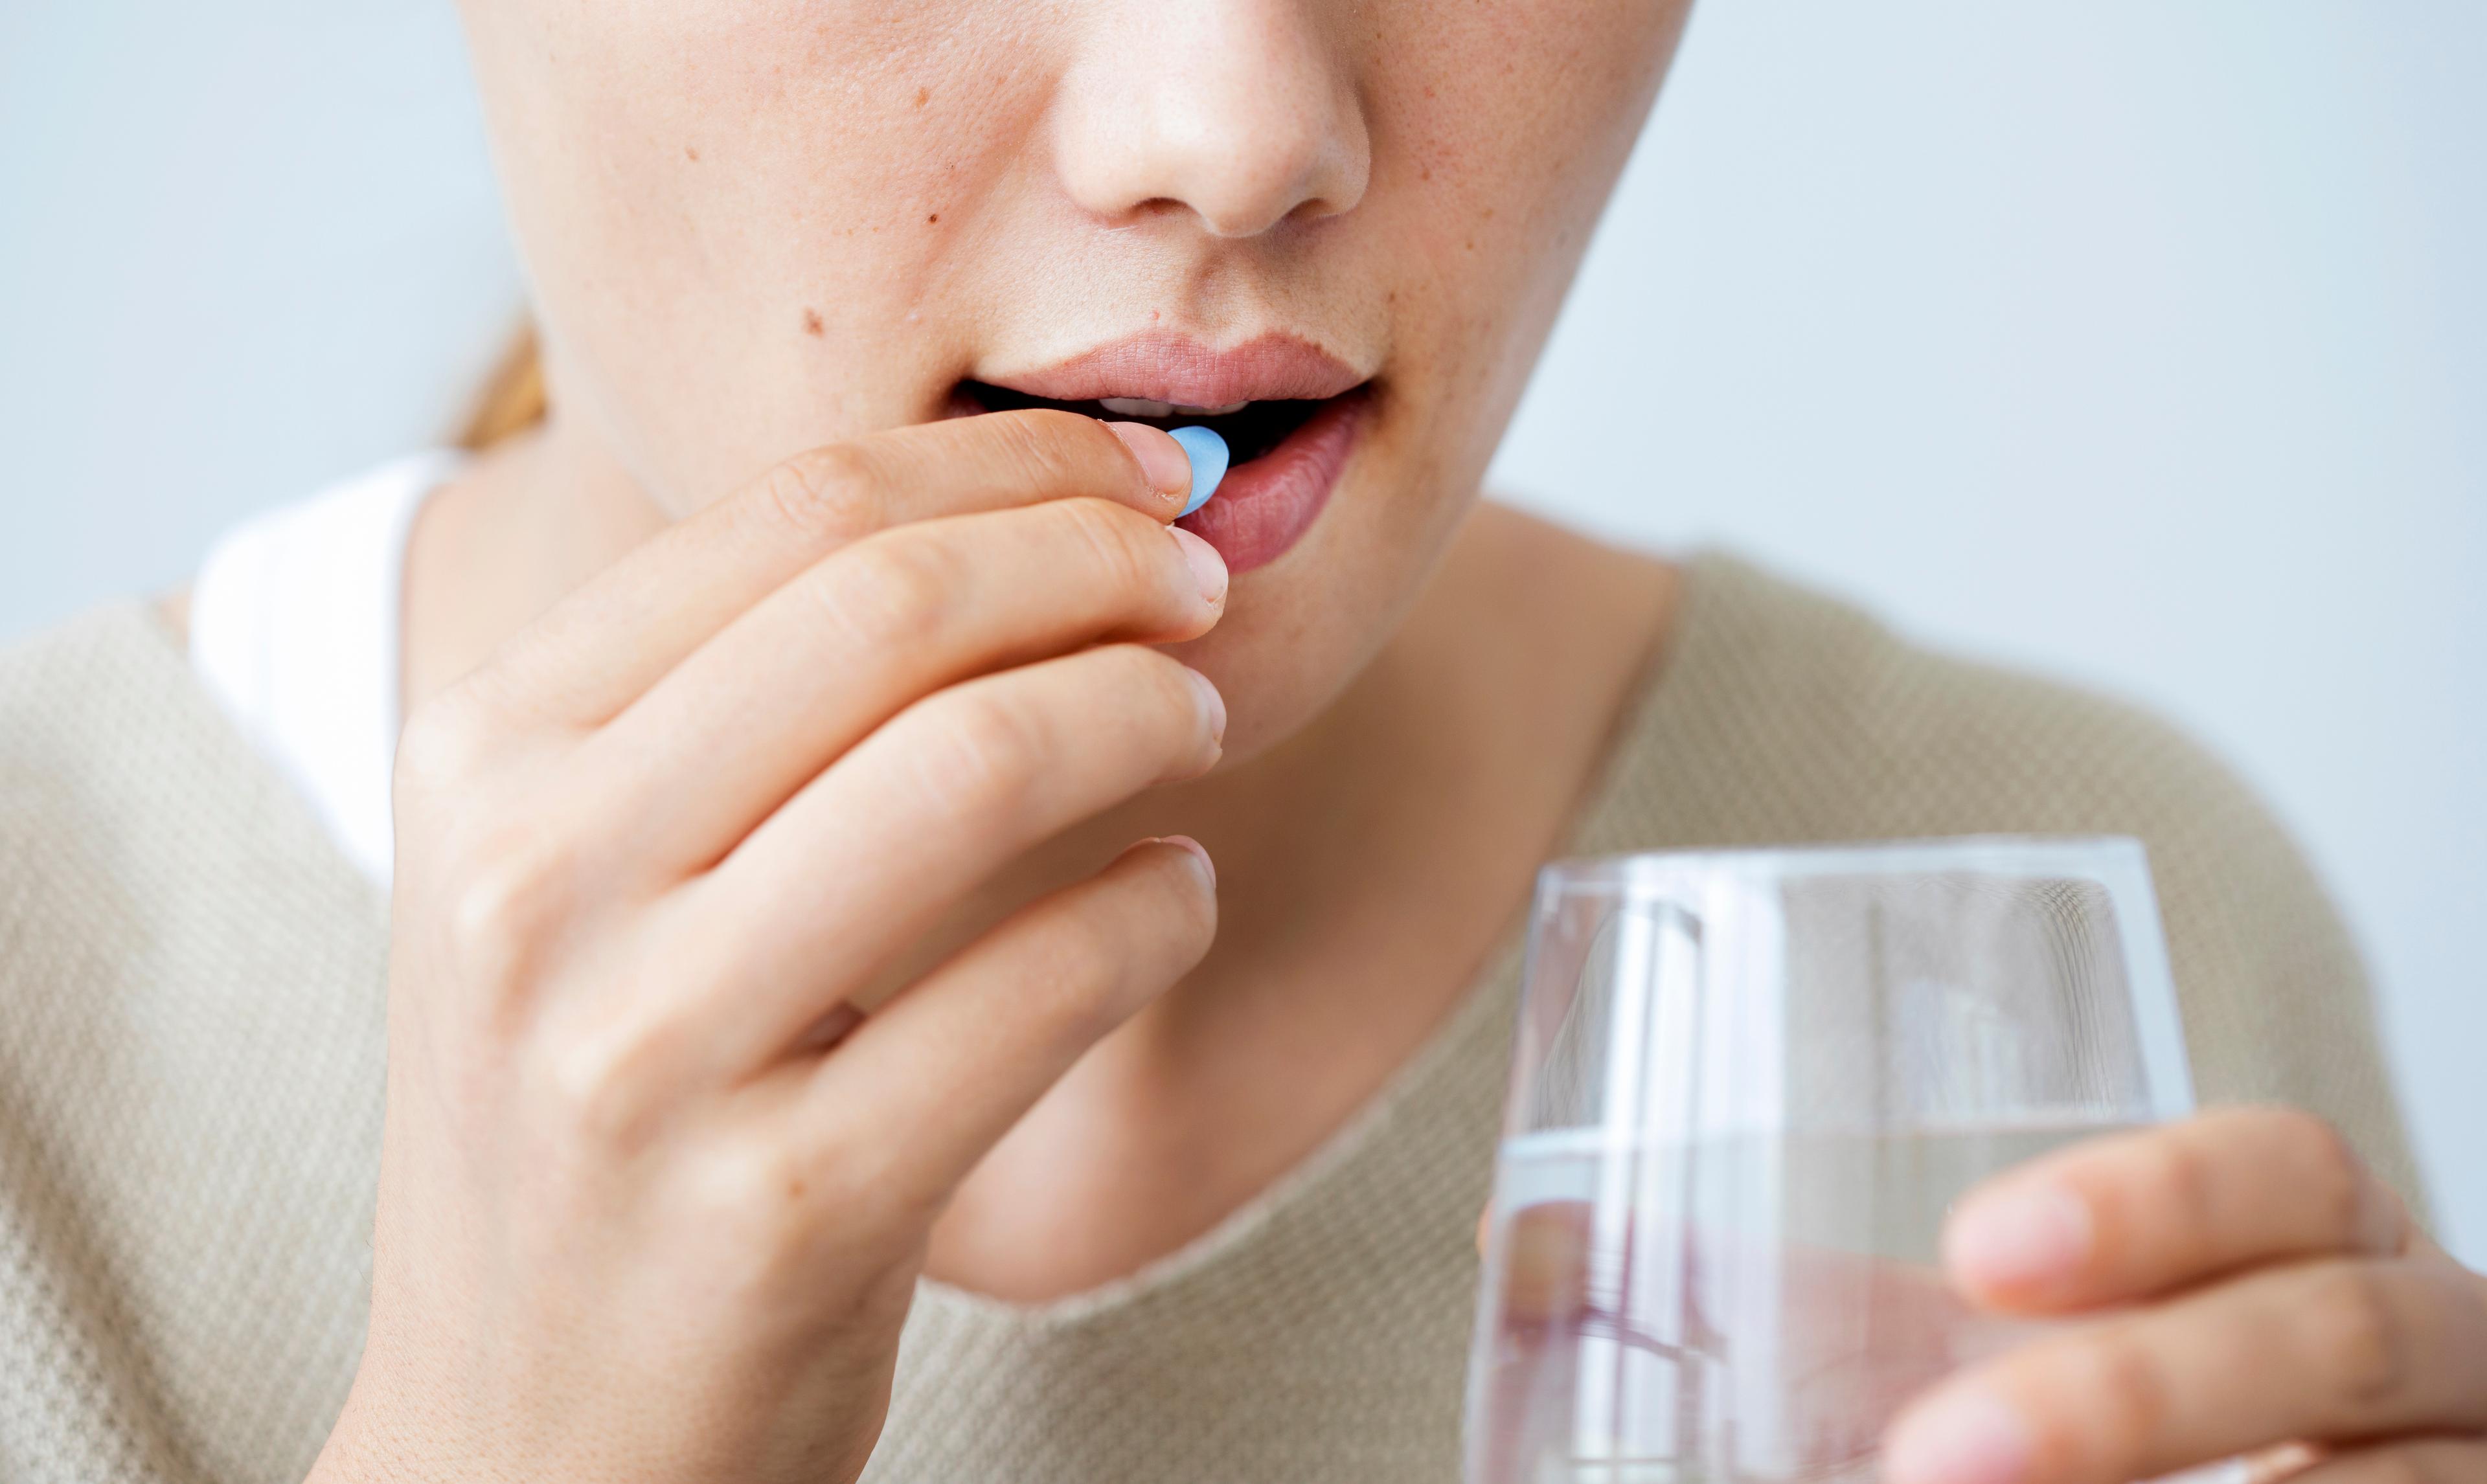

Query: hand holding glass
[1466,838,2194,1484]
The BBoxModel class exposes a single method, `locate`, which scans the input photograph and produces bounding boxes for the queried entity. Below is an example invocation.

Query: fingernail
[1169,526,1229,605]
[1946,1181,2094,1295]
[1184,667,1227,745]
[1156,834,1216,889]
[1104,421,1193,500]
[1884,1388,2033,1484]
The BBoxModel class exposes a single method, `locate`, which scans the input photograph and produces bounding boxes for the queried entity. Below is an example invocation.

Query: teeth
[1097,397,1252,419]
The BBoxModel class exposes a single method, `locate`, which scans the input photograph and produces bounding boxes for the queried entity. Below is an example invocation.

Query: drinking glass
[1465,837,2194,1484]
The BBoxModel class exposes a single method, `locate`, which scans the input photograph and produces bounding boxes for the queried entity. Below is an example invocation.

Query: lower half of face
[460,0,1689,759]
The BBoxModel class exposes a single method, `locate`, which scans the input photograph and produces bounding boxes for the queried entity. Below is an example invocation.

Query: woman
[1,2,2478,1481]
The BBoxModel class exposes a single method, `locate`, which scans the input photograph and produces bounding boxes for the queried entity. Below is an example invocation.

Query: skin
[291,1,2485,1480]
[1479,1111,2487,1484]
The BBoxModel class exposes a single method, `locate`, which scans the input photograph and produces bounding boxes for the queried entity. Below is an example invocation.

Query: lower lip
[1177,392,1368,574]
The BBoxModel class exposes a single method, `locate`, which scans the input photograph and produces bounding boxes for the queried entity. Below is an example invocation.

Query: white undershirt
[188,453,460,886]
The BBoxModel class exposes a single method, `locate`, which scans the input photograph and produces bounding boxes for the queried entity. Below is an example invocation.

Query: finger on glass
[1464,838,2194,1484]
[1941,1106,2412,1314]
[1885,1248,2487,1484]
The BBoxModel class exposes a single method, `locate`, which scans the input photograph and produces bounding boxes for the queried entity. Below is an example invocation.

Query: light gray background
[4,3,2479,1260]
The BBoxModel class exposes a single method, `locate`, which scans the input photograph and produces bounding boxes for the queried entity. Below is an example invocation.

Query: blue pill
[1168,425,1230,518]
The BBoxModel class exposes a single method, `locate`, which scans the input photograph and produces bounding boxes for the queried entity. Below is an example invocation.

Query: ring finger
[1882,1252,2487,1484]
[657,640,1225,1080]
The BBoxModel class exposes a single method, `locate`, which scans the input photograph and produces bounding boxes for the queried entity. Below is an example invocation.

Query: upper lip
[979,332,1368,407]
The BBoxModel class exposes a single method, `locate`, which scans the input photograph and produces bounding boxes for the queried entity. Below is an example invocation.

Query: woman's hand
[312,411,1227,1484]
[1887,1107,2487,1484]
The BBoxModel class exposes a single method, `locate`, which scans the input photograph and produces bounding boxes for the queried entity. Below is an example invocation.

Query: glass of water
[1465,837,2194,1484]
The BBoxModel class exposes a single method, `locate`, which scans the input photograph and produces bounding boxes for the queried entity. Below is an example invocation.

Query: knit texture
[0,553,2423,1483]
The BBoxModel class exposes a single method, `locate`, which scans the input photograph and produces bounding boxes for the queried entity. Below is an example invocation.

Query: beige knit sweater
[0,552,2421,1484]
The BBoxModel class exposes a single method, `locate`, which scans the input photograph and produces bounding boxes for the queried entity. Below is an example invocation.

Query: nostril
[1181,145,1363,239]
[1050,15,1371,237]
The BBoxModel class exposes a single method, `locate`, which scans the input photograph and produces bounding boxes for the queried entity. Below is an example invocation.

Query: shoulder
[0,600,383,978]
[1602,554,2284,852]
[0,596,389,1138]
[0,610,387,1479]
[1595,552,2425,1204]
[0,601,191,811]
[0,603,225,989]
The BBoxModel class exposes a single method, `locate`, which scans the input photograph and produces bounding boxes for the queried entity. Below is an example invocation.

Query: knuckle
[694,1137,799,1226]
[2258,1105,2370,1245]
[817,536,957,650]
[755,444,878,545]
[2072,1328,2172,1469]
[1077,646,1210,758]
[688,1132,938,1294]
[1031,852,1215,1042]
[679,1138,816,1281]
[2134,1127,2223,1264]
[2405,1443,2486,1484]
[534,1021,660,1149]
[2302,1114,2373,1244]
[1107,642,1191,706]
[2304,1264,2412,1408]
[810,1121,935,1233]
[1054,498,1165,599]
[1023,903,1137,1045]
[915,688,1045,826]
[984,407,1110,492]
[1126,647,1218,744]
[394,688,499,794]
[442,829,576,979]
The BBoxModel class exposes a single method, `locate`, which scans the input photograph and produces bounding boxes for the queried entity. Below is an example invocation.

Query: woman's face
[457,0,1688,758]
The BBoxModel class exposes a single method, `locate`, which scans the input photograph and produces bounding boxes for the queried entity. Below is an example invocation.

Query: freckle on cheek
[802,309,824,337]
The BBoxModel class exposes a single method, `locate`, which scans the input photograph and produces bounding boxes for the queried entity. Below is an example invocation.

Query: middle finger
[661,640,1226,1079]
[572,496,1227,879]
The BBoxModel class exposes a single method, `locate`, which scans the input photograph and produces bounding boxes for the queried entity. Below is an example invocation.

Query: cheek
[1374,0,1688,393]
[467,3,1053,502]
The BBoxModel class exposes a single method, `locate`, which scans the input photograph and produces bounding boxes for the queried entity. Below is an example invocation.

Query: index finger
[1943,1106,2412,1314]
[465,410,1192,729]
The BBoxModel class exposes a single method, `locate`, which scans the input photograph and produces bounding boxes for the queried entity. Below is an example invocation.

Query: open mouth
[951,379,1371,573]
[954,381,1344,467]
[952,332,1375,572]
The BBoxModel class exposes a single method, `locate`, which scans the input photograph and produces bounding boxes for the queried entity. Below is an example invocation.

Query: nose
[1052,0,1371,238]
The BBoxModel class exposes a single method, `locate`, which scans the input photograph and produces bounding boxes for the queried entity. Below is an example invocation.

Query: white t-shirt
[188,453,460,886]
